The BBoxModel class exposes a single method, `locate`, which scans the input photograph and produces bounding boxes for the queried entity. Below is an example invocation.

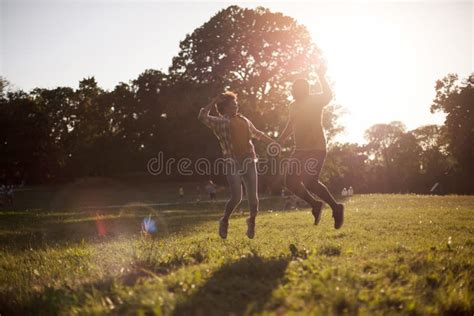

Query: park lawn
[0,194,473,315]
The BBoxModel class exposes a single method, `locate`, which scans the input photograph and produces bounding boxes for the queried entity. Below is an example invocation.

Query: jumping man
[278,65,344,229]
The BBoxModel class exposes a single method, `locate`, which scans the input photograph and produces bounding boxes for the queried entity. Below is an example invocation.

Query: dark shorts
[288,149,326,180]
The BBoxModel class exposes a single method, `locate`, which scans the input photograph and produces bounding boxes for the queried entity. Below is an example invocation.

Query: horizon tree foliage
[363,122,406,192]
[323,121,453,194]
[0,10,470,194]
[411,124,453,192]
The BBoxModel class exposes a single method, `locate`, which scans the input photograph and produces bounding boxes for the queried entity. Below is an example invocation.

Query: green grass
[1,195,473,315]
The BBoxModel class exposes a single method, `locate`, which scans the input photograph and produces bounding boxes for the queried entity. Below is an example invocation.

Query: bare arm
[316,64,333,106]
[198,96,219,121]
[278,116,293,145]
[198,96,225,129]
[259,133,277,144]
[248,120,276,144]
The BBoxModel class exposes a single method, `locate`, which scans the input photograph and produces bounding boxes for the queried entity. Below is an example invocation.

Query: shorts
[289,149,326,180]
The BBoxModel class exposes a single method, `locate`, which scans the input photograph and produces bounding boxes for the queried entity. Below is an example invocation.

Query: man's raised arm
[316,64,333,106]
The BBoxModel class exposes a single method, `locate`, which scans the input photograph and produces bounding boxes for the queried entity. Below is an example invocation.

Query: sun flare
[290,5,450,143]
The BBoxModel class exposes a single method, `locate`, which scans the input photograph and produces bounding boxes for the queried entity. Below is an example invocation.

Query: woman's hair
[292,79,310,100]
[216,91,238,115]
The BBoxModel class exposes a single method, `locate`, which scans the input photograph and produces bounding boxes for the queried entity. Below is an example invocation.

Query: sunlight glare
[309,13,419,142]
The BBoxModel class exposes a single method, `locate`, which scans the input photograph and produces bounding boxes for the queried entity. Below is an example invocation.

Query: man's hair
[216,91,238,115]
[292,79,310,99]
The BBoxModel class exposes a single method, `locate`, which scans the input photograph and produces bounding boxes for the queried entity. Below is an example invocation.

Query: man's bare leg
[285,173,324,224]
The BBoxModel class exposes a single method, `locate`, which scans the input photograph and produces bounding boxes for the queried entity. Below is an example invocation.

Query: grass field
[0,194,473,315]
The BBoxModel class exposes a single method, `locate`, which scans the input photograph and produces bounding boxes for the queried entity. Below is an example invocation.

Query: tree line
[1,6,472,194]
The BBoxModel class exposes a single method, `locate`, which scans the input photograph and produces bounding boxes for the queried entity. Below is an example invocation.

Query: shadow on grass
[0,258,187,316]
[172,255,289,316]
[0,256,289,316]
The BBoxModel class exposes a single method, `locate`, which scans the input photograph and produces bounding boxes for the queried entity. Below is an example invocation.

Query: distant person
[205,180,217,201]
[278,64,344,229]
[348,186,354,197]
[198,92,277,239]
[341,188,348,197]
[178,186,184,199]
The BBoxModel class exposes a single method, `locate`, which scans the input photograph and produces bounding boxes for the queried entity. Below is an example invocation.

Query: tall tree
[31,87,76,180]
[169,6,331,132]
[431,73,474,193]
[66,77,113,177]
[0,90,56,183]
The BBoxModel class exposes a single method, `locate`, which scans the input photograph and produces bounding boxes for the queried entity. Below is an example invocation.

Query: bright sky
[1,1,472,143]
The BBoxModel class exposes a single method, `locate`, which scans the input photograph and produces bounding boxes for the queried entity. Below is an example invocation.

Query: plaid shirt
[198,109,265,159]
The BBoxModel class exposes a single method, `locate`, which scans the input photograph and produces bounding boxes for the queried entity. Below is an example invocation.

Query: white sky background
[1,1,473,143]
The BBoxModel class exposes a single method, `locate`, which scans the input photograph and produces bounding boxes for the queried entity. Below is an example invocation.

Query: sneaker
[219,218,228,239]
[332,204,344,229]
[311,201,324,225]
[246,217,255,239]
